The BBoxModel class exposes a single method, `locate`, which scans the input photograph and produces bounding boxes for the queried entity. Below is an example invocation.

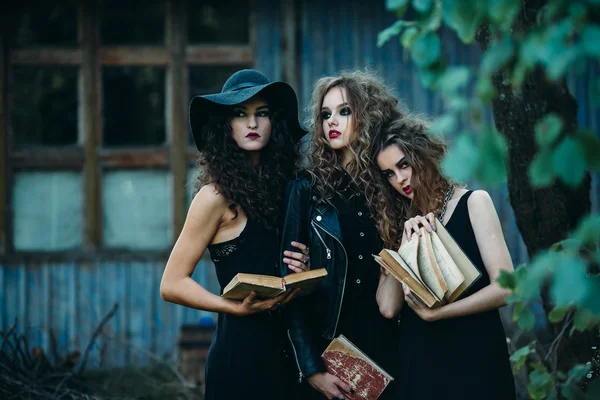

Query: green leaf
[548,306,570,323]
[550,254,589,307]
[497,270,517,290]
[428,114,457,136]
[552,137,587,188]
[476,129,507,185]
[516,253,554,301]
[443,0,487,43]
[529,150,554,187]
[487,0,520,30]
[386,0,410,11]
[535,114,563,148]
[411,32,441,67]
[528,369,554,399]
[418,61,446,89]
[437,67,471,95]
[517,306,536,331]
[412,0,433,13]
[401,26,421,48]
[581,25,600,57]
[481,38,515,76]
[476,76,496,103]
[572,308,600,333]
[562,364,590,400]
[576,130,600,171]
[573,214,600,248]
[509,342,536,372]
[441,133,479,182]
[530,363,548,373]
[378,20,406,47]
[418,1,443,32]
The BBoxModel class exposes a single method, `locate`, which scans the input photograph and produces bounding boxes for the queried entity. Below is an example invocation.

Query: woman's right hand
[234,288,300,316]
[307,372,352,400]
[401,212,436,245]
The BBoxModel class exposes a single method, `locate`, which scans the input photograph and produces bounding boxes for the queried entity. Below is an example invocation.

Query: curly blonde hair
[370,116,459,249]
[305,70,405,206]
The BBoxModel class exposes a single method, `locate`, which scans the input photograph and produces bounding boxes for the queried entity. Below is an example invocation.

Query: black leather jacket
[280,176,348,381]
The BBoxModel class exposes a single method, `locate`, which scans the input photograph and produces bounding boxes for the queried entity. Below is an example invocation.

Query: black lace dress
[204,218,292,400]
[395,191,516,399]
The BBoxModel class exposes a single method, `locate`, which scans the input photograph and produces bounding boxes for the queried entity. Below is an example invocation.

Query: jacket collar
[312,202,342,240]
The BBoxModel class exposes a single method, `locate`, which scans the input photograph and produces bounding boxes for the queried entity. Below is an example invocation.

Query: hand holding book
[374,218,481,309]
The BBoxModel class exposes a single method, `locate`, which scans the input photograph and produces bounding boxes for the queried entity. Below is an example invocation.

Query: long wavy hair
[370,116,460,249]
[194,105,298,229]
[305,70,405,207]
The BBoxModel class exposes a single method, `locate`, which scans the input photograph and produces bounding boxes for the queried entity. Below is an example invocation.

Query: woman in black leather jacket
[280,70,406,400]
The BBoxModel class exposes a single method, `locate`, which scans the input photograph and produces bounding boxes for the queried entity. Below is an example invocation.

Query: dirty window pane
[188,0,249,44]
[13,171,82,251]
[102,66,166,147]
[102,170,172,250]
[11,66,79,148]
[188,65,249,145]
[100,0,165,45]
[8,2,77,48]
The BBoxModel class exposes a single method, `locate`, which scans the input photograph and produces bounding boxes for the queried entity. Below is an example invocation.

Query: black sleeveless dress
[204,218,291,400]
[396,191,516,400]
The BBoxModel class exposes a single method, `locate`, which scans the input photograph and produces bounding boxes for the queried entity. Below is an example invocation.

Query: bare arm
[376,268,405,319]
[160,185,292,316]
[404,190,515,321]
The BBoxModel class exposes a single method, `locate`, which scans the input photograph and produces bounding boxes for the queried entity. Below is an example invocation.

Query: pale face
[377,144,414,200]
[320,87,357,150]
[229,96,272,152]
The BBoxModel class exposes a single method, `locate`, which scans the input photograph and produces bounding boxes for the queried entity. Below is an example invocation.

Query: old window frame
[0,0,256,259]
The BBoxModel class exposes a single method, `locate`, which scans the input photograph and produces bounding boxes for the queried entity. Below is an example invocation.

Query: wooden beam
[98,149,169,168]
[99,46,169,65]
[10,49,82,65]
[10,149,85,168]
[186,45,253,65]
[167,0,188,240]
[280,0,301,93]
[0,33,8,254]
[80,1,101,250]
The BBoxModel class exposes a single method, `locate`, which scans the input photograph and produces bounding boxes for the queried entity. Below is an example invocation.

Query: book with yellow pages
[373,218,481,308]
[222,268,328,300]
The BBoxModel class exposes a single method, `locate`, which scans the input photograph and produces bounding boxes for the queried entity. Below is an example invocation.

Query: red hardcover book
[321,335,394,400]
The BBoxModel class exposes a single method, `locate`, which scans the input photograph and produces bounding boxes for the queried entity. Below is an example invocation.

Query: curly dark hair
[370,116,460,249]
[305,70,406,207]
[194,105,298,229]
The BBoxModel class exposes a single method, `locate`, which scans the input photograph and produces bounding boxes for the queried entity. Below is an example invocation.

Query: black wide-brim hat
[189,69,306,150]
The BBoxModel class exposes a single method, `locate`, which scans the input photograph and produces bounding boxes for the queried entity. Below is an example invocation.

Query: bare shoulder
[467,190,495,211]
[467,190,500,225]
[189,183,228,219]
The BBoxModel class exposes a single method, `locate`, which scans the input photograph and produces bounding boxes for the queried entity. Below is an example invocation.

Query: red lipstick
[328,129,341,139]
[403,185,413,195]
[246,132,261,140]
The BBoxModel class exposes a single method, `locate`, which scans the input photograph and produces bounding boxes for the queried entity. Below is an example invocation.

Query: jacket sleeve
[280,177,326,378]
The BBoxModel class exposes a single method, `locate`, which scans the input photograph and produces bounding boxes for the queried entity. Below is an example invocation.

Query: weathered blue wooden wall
[1,0,598,368]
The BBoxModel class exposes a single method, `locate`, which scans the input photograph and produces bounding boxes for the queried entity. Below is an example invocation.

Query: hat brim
[189,81,306,150]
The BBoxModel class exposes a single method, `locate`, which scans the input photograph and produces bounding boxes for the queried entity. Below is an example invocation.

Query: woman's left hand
[402,284,440,322]
[283,241,311,273]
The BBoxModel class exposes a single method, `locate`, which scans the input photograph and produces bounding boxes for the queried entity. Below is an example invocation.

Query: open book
[373,218,481,308]
[322,335,394,400]
[221,268,327,300]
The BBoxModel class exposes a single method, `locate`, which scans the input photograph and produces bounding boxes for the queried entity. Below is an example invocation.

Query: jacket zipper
[287,330,304,382]
[311,220,348,337]
[311,221,332,259]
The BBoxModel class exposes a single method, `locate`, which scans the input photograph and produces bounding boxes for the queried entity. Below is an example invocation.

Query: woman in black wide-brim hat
[160,69,309,400]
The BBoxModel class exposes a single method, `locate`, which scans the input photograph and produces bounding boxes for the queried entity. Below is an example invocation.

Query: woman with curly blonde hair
[280,70,405,400]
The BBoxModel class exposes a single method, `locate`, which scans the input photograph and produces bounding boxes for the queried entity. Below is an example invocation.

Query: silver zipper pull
[326,249,332,259]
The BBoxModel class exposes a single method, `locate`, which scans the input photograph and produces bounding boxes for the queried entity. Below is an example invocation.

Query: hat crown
[221,69,270,93]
